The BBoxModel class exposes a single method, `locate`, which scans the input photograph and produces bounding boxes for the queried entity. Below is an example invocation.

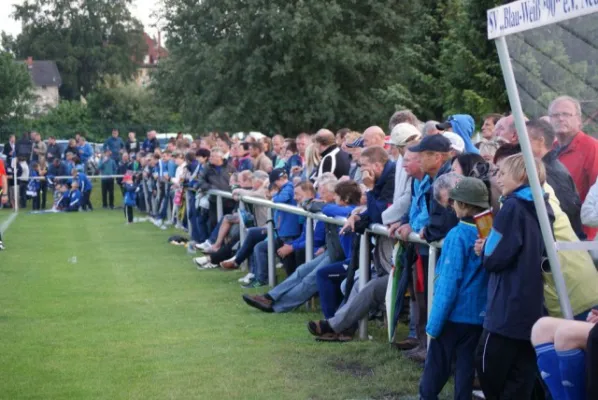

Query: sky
[0,0,162,38]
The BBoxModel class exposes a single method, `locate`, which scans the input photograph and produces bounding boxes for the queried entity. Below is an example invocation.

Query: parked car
[156,133,194,149]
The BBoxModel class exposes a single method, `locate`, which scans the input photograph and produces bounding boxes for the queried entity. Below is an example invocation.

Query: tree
[0,51,33,122]
[438,0,508,120]
[2,0,146,100]
[154,0,411,134]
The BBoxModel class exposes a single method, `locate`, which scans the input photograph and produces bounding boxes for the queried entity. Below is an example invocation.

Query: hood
[505,185,555,220]
[449,114,479,154]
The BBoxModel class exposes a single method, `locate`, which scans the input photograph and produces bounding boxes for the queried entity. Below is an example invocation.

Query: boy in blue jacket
[122,174,137,224]
[66,181,82,212]
[71,169,93,211]
[475,154,554,399]
[419,177,490,400]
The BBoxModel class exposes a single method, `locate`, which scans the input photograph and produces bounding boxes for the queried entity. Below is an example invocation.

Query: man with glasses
[550,96,598,239]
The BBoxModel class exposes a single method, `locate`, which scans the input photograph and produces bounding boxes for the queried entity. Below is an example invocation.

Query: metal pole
[358,233,370,340]
[305,217,314,263]
[216,195,223,221]
[495,36,573,319]
[238,201,247,271]
[13,158,18,212]
[166,184,172,223]
[426,246,438,349]
[267,208,276,287]
[304,216,314,310]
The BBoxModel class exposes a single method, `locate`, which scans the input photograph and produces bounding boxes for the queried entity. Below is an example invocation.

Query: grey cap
[449,177,490,209]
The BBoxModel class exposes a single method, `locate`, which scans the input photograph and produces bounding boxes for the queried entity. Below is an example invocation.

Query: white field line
[0,212,18,236]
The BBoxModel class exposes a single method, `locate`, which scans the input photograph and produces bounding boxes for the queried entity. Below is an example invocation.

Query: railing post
[267,208,276,287]
[13,159,18,212]
[304,216,314,310]
[426,246,438,350]
[238,200,248,271]
[358,233,370,340]
[216,195,224,221]
[142,178,150,213]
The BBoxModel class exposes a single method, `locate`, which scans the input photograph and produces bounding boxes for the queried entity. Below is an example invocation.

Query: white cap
[388,123,422,146]
[443,132,465,153]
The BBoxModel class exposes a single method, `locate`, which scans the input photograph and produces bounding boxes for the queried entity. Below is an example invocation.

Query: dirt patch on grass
[332,360,375,378]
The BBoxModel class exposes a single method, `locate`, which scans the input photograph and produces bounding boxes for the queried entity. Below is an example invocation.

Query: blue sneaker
[241,280,267,289]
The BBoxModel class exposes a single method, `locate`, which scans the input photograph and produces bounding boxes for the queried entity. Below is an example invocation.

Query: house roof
[18,60,62,87]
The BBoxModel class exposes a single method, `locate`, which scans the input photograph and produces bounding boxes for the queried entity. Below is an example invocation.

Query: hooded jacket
[427,218,489,338]
[449,114,480,155]
[272,181,301,238]
[124,183,138,206]
[359,160,396,226]
[483,186,554,340]
[103,137,124,160]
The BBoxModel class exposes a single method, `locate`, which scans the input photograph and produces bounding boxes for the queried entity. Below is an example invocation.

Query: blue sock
[535,343,565,400]
[558,349,586,400]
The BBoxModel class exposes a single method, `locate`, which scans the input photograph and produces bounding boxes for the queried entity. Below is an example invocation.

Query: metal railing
[207,189,442,340]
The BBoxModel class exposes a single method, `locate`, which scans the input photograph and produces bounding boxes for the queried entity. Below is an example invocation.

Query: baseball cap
[387,123,422,147]
[268,168,288,189]
[346,137,364,149]
[449,177,490,209]
[408,134,451,153]
[442,132,465,153]
[436,120,453,131]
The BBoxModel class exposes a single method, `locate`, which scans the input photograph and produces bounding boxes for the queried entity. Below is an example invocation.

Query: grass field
[0,202,452,400]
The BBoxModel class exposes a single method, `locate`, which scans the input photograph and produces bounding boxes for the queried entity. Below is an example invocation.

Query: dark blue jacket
[142,138,160,153]
[66,189,81,211]
[272,181,301,238]
[290,220,326,255]
[423,161,459,243]
[285,154,303,176]
[483,186,554,340]
[77,143,93,164]
[76,173,93,193]
[58,191,70,209]
[124,183,138,206]
[321,203,357,261]
[359,160,395,226]
[237,156,253,172]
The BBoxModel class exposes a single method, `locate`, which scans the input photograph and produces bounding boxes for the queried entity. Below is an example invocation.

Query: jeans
[234,227,267,265]
[419,322,482,400]
[316,263,348,319]
[158,183,169,220]
[267,252,332,313]
[209,217,224,244]
[252,240,269,283]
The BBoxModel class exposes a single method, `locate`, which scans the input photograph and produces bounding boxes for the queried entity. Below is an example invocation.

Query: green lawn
[0,207,448,400]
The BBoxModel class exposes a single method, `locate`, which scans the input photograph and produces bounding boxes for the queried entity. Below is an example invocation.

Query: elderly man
[481,113,503,141]
[313,129,351,181]
[142,131,160,154]
[527,119,585,239]
[389,109,421,132]
[493,114,529,144]
[551,96,598,239]
[382,123,422,226]
[362,126,386,148]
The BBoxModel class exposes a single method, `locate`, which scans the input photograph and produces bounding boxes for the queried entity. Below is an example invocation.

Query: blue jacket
[142,138,160,153]
[426,219,489,338]
[290,221,326,254]
[449,114,479,155]
[124,183,138,206]
[400,176,431,233]
[360,160,396,225]
[58,191,70,209]
[67,189,81,211]
[153,160,168,179]
[103,137,124,159]
[99,158,118,176]
[237,156,253,172]
[77,143,93,164]
[483,186,553,340]
[167,160,177,179]
[272,181,301,238]
[423,161,459,242]
[285,154,303,176]
[76,173,93,192]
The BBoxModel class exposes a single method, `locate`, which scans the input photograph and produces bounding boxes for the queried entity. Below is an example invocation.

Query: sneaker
[197,262,219,270]
[193,256,210,266]
[0,242,4,251]
[153,219,163,227]
[238,272,255,283]
[195,241,212,251]
[241,280,267,289]
[275,262,283,269]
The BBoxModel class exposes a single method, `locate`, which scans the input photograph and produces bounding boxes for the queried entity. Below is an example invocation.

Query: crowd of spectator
[1,95,598,399]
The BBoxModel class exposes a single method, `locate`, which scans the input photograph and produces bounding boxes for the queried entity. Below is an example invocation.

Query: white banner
[487,0,598,39]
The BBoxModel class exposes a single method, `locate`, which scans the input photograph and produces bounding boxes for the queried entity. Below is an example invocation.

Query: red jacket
[557,132,598,239]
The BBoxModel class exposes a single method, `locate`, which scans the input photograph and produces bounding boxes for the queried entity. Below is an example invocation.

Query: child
[475,154,554,399]
[419,177,490,400]
[66,181,82,212]
[71,168,93,211]
[123,174,137,224]
[56,184,70,211]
